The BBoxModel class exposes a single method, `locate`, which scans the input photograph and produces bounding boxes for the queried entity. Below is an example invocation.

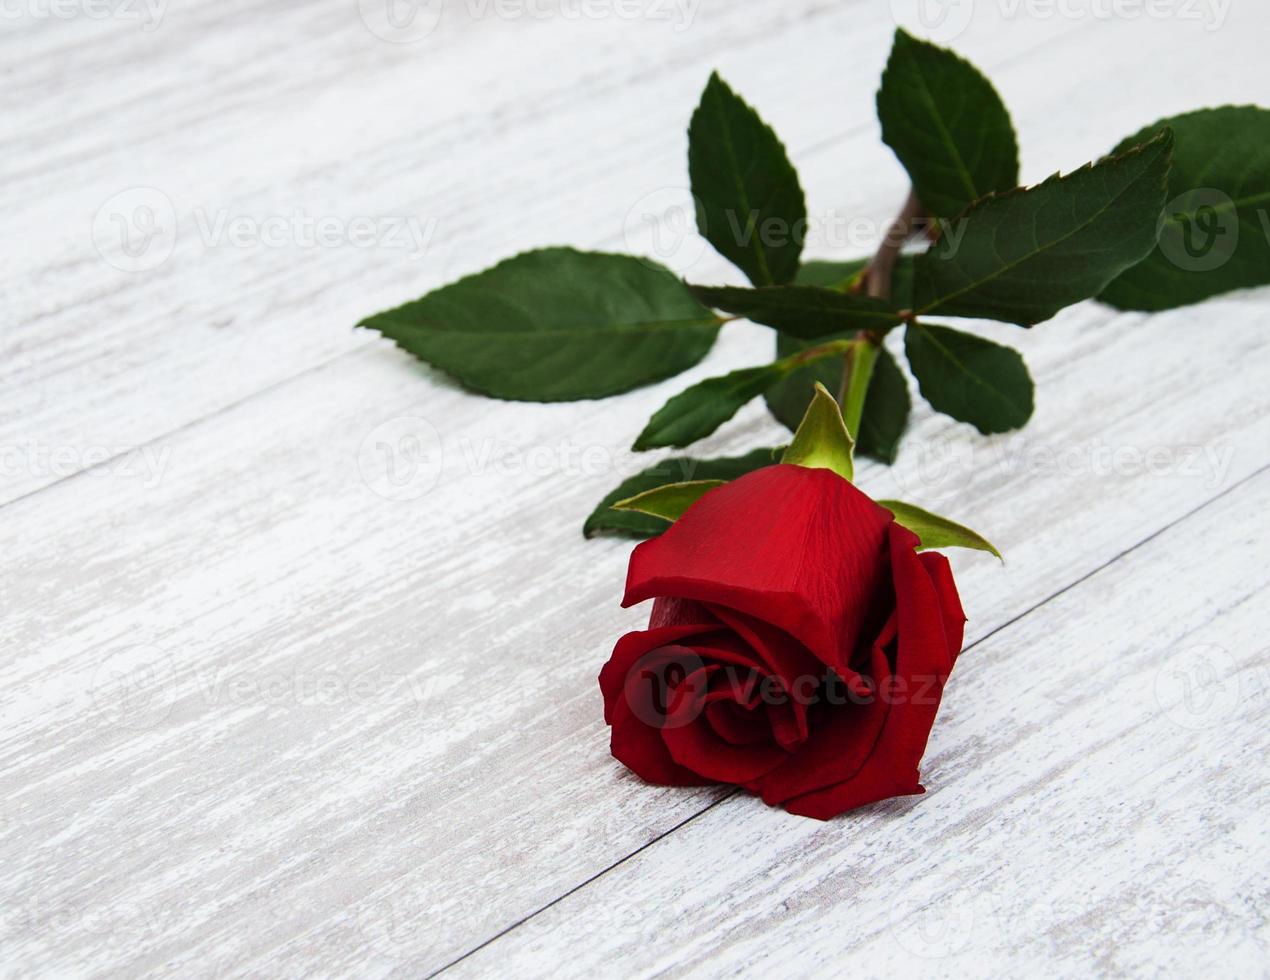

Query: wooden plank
[447,466,1270,979]
[10,0,1231,505]
[3,2,1269,976]
[2,282,1268,974]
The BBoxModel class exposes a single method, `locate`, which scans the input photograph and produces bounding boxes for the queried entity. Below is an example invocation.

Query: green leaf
[583,449,774,539]
[762,255,915,459]
[360,248,721,401]
[689,284,903,340]
[794,254,917,304]
[689,72,806,286]
[877,29,1020,219]
[1100,106,1270,311]
[904,322,1033,434]
[633,363,790,450]
[878,499,1001,558]
[913,132,1174,326]
[795,259,868,290]
[613,481,723,522]
[765,338,911,463]
[780,382,854,481]
[634,339,853,450]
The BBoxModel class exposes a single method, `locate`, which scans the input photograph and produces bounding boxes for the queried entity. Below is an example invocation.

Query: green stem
[837,337,880,441]
[833,187,924,443]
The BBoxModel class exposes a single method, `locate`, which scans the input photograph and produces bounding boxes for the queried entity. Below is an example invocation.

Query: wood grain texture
[2,0,1268,977]
[451,468,1270,979]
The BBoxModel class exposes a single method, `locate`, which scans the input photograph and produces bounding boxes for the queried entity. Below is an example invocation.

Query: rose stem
[838,337,880,442]
[836,189,928,437]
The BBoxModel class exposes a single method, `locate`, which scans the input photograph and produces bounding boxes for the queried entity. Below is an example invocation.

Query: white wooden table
[3,1,1268,976]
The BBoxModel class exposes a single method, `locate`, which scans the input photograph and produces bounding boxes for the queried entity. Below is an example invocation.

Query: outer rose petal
[599,624,715,725]
[609,695,711,787]
[782,523,960,820]
[918,551,967,661]
[624,466,893,673]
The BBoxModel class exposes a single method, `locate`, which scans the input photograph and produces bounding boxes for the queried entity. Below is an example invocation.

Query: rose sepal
[779,381,855,482]
[612,480,725,522]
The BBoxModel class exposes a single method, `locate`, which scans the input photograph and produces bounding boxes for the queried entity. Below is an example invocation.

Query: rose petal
[599,625,715,725]
[609,695,712,787]
[648,596,723,631]
[705,604,827,694]
[706,699,770,746]
[779,524,957,818]
[755,617,895,805]
[623,466,893,673]
[661,666,788,783]
[918,550,967,661]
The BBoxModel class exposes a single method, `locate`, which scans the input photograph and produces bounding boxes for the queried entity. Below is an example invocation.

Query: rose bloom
[599,464,966,819]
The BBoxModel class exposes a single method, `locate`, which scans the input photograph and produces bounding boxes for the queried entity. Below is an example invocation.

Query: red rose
[599,463,966,819]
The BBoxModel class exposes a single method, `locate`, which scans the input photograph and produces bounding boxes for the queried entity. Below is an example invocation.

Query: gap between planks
[427,457,1270,977]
